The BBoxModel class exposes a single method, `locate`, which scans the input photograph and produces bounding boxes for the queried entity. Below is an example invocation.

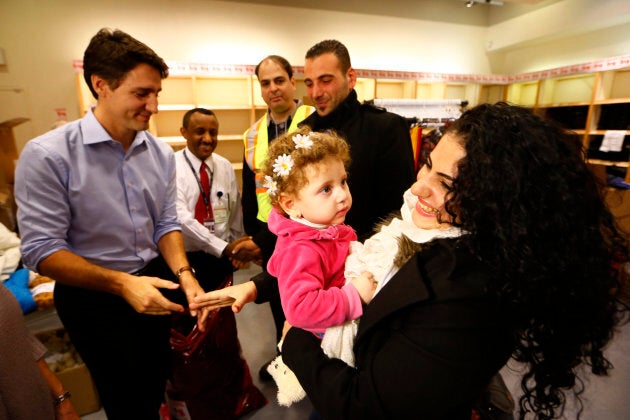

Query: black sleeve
[353,112,416,241]
[242,155,278,259]
[282,327,384,420]
[283,247,512,420]
[241,156,259,236]
[251,270,279,304]
[377,113,416,219]
[242,153,280,304]
[283,309,483,420]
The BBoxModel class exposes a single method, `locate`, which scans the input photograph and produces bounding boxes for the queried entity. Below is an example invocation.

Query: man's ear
[278,194,300,218]
[347,67,357,90]
[91,74,109,98]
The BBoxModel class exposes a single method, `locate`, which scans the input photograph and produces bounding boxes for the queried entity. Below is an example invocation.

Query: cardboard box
[589,164,630,237]
[0,117,28,187]
[55,363,101,416]
[35,328,101,416]
[605,187,630,238]
[0,187,16,231]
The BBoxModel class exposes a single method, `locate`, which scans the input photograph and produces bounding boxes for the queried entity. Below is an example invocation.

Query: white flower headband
[264,134,314,197]
[293,133,313,149]
[272,154,294,177]
[262,175,278,196]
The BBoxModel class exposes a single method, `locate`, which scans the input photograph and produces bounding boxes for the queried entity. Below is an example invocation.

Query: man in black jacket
[300,39,415,240]
[248,39,415,303]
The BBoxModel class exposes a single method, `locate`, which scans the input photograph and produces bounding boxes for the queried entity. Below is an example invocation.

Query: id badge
[203,218,215,233]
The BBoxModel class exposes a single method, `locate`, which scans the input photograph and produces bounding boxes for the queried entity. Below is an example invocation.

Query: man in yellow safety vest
[241,55,314,380]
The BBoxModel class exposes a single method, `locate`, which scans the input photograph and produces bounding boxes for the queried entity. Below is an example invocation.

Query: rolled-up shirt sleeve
[16,140,72,270]
[153,151,181,242]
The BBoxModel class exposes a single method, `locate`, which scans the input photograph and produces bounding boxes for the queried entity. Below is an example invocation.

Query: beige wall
[487,0,630,73]
[489,22,630,74]
[0,0,489,149]
[0,0,628,152]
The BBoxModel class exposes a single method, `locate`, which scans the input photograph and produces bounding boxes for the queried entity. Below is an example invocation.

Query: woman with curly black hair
[438,102,629,419]
[192,102,628,419]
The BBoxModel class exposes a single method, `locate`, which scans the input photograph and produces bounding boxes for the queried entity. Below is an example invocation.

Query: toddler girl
[263,128,375,335]
[261,128,375,405]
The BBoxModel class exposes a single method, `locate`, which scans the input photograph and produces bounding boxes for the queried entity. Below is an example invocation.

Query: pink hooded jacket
[267,208,363,335]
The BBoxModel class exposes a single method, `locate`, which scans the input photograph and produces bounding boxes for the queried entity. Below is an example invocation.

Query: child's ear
[278,194,301,218]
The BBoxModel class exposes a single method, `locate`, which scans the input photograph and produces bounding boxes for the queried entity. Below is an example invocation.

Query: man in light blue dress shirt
[15,28,207,420]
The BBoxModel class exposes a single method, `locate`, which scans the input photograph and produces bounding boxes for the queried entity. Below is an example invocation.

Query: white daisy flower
[263,175,278,196]
[273,154,294,177]
[293,133,313,149]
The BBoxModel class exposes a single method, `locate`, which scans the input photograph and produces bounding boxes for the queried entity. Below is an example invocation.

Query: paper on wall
[599,130,626,152]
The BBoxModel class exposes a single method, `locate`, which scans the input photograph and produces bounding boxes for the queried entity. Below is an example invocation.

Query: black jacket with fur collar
[283,238,514,420]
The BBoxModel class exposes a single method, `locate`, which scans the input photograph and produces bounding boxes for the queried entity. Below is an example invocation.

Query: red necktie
[194,162,213,224]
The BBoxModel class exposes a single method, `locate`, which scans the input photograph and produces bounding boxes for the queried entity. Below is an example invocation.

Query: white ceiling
[220,0,560,27]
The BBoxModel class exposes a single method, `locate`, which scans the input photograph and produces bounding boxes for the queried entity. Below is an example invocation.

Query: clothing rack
[368,98,467,121]
[408,119,449,172]
[370,99,467,173]
[365,99,468,172]
[406,117,457,128]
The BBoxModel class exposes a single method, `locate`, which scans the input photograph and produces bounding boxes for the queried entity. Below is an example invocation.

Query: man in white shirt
[175,108,259,290]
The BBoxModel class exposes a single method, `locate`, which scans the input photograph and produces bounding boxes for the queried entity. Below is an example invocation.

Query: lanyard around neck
[183,149,213,209]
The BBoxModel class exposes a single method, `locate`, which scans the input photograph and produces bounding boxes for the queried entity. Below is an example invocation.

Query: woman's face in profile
[410,133,465,230]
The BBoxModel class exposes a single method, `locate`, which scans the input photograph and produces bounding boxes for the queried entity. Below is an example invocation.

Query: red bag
[166,276,267,419]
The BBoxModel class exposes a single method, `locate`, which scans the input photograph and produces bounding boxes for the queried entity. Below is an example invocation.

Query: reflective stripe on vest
[243,104,315,222]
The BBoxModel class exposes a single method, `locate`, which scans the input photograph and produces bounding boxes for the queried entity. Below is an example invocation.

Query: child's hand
[350,271,377,305]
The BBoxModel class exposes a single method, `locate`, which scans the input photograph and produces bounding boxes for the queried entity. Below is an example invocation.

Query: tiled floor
[31,265,630,419]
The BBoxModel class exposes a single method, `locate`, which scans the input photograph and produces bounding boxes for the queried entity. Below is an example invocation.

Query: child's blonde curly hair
[262,127,351,208]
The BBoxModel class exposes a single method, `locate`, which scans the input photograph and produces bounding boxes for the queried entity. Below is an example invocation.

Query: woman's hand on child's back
[350,271,377,305]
